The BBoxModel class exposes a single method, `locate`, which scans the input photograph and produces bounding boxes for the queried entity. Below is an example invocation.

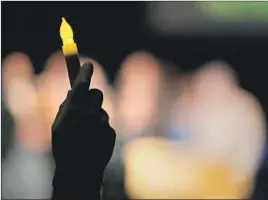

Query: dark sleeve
[51,174,102,200]
[51,186,101,200]
[51,158,103,200]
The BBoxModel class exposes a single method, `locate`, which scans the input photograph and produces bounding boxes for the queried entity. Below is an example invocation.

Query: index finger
[71,62,94,97]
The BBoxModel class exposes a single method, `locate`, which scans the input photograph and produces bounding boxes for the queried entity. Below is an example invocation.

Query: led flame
[60,17,75,45]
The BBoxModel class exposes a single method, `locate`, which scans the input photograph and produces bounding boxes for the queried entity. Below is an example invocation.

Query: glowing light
[59,17,78,55]
[60,17,74,45]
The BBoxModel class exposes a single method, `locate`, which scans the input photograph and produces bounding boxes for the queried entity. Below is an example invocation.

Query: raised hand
[51,62,116,200]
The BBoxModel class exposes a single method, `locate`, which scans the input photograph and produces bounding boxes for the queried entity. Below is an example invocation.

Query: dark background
[2,2,268,117]
[2,2,268,199]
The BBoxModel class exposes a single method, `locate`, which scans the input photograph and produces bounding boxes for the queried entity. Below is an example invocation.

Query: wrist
[52,168,103,199]
[52,185,101,200]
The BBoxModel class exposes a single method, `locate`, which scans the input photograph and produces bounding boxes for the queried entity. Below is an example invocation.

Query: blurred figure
[2,52,48,150]
[104,53,173,200]
[2,52,53,199]
[115,52,164,137]
[124,61,266,199]
[189,61,265,182]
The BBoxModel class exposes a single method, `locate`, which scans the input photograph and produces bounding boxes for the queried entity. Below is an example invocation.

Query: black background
[2,2,268,116]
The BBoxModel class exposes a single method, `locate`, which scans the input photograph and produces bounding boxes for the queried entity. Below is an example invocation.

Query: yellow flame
[60,17,75,45]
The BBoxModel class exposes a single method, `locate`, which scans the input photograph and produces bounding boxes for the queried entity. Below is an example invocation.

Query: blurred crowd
[1,51,267,199]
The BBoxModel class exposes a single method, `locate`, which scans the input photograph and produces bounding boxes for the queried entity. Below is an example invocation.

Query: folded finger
[71,62,93,99]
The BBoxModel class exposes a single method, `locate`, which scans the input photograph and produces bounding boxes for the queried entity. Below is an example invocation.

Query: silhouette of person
[51,62,116,200]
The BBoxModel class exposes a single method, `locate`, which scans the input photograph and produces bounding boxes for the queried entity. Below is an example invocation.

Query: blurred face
[192,62,238,102]
[176,62,265,177]
[2,53,35,116]
[115,52,163,135]
[2,52,49,151]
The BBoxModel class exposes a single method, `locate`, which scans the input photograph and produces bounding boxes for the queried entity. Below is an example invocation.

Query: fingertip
[71,62,94,95]
[79,57,109,90]
[79,56,98,67]
[81,61,94,79]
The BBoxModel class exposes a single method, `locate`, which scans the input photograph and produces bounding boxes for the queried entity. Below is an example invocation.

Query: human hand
[51,62,116,199]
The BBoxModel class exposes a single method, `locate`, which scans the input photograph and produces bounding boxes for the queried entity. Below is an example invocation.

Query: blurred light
[146,2,268,36]
[124,137,251,199]
[199,2,268,21]
[60,17,78,56]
